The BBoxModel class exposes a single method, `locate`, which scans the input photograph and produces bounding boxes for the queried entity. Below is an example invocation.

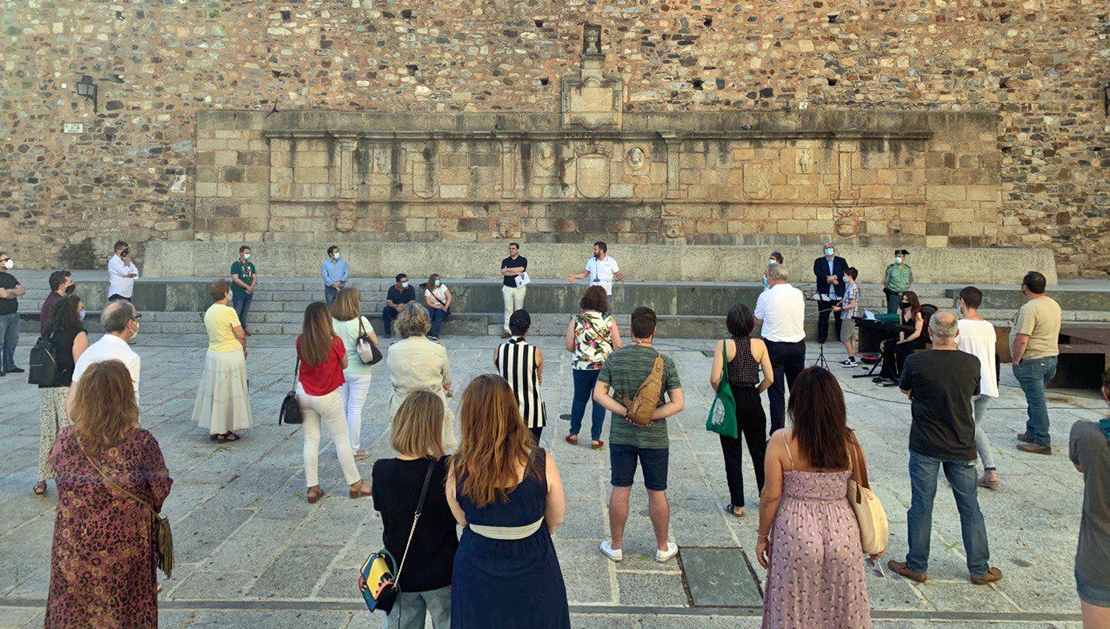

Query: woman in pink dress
[46,360,172,629]
[757,366,880,629]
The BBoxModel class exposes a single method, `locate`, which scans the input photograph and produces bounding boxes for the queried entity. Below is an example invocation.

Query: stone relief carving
[576,154,610,199]
[627,147,646,171]
[743,163,771,200]
[583,25,602,55]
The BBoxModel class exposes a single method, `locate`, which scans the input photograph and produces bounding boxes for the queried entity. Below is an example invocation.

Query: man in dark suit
[812,243,849,344]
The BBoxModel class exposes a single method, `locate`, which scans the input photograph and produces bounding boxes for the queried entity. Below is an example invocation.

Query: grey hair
[766,262,788,282]
[396,302,432,339]
[928,310,959,340]
[101,300,136,333]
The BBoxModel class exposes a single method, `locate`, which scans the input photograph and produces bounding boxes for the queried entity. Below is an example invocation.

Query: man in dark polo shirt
[383,273,415,338]
[889,311,1002,586]
[500,243,528,339]
[0,251,27,376]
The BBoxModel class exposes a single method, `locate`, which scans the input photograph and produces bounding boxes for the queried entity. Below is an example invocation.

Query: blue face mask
[401,281,409,288]
[762,276,769,289]
[435,279,442,287]
[332,252,341,260]
[895,257,903,265]
[243,253,251,260]
[824,248,834,256]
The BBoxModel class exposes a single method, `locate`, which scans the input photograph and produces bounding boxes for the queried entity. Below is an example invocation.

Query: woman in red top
[296,302,372,503]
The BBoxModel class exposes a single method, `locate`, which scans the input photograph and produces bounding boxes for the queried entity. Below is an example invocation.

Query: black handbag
[279,358,303,425]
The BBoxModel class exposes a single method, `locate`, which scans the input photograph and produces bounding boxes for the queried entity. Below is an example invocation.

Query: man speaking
[812,243,848,344]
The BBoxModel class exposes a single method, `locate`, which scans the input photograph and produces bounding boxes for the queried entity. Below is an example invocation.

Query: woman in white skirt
[192,278,252,442]
[330,287,380,461]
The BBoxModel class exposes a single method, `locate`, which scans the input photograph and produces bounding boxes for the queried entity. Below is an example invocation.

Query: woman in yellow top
[191,278,253,442]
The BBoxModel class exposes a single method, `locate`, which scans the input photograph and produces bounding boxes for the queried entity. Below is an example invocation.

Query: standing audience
[35,295,89,496]
[191,279,252,443]
[1070,369,1110,628]
[956,286,1001,488]
[295,302,371,503]
[423,273,452,341]
[331,288,380,460]
[758,367,876,629]
[754,262,806,434]
[39,270,74,335]
[388,303,456,449]
[889,312,1002,585]
[322,245,349,307]
[0,251,26,376]
[594,307,685,563]
[1011,270,1062,455]
[494,310,546,443]
[709,304,773,517]
[446,374,569,629]
[67,300,141,413]
[762,251,784,291]
[46,360,172,629]
[373,391,457,629]
[107,241,139,303]
[229,245,257,336]
[500,243,528,339]
[564,286,622,449]
[383,273,416,338]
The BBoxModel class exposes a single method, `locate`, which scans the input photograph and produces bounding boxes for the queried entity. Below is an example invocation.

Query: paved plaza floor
[0,332,1100,628]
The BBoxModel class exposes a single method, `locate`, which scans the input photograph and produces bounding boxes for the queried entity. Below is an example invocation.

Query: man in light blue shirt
[321,244,349,306]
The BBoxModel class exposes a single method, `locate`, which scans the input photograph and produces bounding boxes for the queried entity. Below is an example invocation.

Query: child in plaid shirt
[833,267,861,366]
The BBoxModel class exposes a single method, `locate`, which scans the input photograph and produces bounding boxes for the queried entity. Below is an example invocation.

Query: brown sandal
[349,480,372,499]
[306,486,325,504]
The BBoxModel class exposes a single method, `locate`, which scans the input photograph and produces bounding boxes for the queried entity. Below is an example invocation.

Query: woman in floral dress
[46,360,172,629]
[563,286,622,449]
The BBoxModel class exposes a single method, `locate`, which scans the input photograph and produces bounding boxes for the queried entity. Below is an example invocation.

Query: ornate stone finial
[561,24,622,129]
[583,25,602,56]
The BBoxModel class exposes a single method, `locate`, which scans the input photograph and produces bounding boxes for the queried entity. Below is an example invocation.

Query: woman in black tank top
[709,304,774,517]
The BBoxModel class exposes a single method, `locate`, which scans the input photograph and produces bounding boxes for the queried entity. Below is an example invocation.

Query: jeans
[339,373,372,451]
[429,308,448,337]
[382,306,399,335]
[764,340,806,434]
[570,368,606,441]
[816,298,843,344]
[324,285,339,307]
[296,384,361,487]
[905,451,991,577]
[502,285,527,332]
[1012,356,1057,447]
[384,585,452,629]
[0,312,20,371]
[972,394,996,471]
[231,291,253,330]
[718,385,767,507]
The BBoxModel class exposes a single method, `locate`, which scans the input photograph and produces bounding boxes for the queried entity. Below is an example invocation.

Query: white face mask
[129,319,139,338]
[78,310,87,321]
[2,259,12,270]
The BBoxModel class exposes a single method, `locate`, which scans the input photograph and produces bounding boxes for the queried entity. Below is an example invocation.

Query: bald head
[101,300,137,333]
[929,310,959,344]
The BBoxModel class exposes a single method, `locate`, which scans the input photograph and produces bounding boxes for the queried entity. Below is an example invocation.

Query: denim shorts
[610,443,669,491]
[1077,570,1110,608]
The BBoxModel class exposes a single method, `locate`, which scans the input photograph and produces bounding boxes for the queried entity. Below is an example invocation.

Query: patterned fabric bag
[705,341,739,439]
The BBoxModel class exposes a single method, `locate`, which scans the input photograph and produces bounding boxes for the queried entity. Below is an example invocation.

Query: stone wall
[1,2,1107,276]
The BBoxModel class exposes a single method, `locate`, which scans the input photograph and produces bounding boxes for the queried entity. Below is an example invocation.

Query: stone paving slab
[0,333,1100,627]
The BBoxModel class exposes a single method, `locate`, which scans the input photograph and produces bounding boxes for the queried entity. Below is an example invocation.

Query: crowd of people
[1,240,1105,629]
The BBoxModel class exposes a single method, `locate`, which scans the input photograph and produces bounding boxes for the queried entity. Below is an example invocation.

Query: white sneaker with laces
[654,542,679,563]
[600,540,623,563]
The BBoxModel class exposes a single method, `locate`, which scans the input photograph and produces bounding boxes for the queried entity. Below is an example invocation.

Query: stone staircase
[15,274,1110,339]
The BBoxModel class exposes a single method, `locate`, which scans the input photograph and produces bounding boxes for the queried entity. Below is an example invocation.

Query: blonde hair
[331,287,363,322]
[71,360,139,455]
[396,302,431,338]
[391,390,447,458]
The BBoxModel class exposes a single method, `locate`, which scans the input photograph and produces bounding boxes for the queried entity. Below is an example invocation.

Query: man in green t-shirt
[594,307,684,564]
[229,245,257,335]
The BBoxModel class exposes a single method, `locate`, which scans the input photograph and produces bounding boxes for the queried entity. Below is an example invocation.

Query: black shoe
[0,371,5,377]
[6,367,23,374]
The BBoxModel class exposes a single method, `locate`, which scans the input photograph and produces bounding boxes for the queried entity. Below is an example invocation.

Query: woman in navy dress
[446,374,570,629]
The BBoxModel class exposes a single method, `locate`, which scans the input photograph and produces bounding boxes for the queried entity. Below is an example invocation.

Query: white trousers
[339,373,372,451]
[296,384,361,488]
[502,285,527,331]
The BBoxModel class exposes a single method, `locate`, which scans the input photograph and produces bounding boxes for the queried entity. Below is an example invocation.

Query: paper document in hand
[515,272,531,288]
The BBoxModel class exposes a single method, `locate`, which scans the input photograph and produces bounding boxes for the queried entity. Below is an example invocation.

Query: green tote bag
[706,340,739,439]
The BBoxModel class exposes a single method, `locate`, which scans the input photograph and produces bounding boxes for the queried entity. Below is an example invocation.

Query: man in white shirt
[66,301,142,414]
[753,263,807,433]
[568,241,625,307]
[956,286,1001,489]
[107,241,140,302]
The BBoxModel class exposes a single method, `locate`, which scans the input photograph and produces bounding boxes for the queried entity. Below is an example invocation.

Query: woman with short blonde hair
[446,375,569,628]
[46,360,172,628]
[388,303,456,448]
[373,391,456,629]
[330,287,379,460]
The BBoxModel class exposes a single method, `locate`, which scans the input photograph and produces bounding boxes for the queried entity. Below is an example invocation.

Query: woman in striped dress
[493,310,547,443]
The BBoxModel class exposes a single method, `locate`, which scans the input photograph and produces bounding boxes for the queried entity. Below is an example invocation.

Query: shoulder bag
[847,440,889,556]
[359,459,436,614]
[279,357,303,425]
[356,317,384,366]
[705,340,739,439]
[81,446,174,578]
[614,352,665,428]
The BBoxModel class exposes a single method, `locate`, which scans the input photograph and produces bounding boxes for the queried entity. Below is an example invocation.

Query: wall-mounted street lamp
[76,75,97,112]
[1103,83,1109,117]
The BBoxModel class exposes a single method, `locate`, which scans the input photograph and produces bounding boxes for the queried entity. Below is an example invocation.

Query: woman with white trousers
[330,287,380,460]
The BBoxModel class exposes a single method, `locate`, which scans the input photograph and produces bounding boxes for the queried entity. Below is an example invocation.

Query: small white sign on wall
[63,122,84,134]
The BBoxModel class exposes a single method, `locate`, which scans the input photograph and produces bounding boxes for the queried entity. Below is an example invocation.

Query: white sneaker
[599,540,623,562]
[654,542,679,563]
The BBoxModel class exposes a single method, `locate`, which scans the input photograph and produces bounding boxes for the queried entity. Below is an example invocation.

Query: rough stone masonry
[0,1,1107,277]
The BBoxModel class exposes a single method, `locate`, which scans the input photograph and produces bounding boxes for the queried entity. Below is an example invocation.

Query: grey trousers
[383,585,451,629]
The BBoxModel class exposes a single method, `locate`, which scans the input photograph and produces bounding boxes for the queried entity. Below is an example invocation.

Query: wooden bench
[996,324,1110,389]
